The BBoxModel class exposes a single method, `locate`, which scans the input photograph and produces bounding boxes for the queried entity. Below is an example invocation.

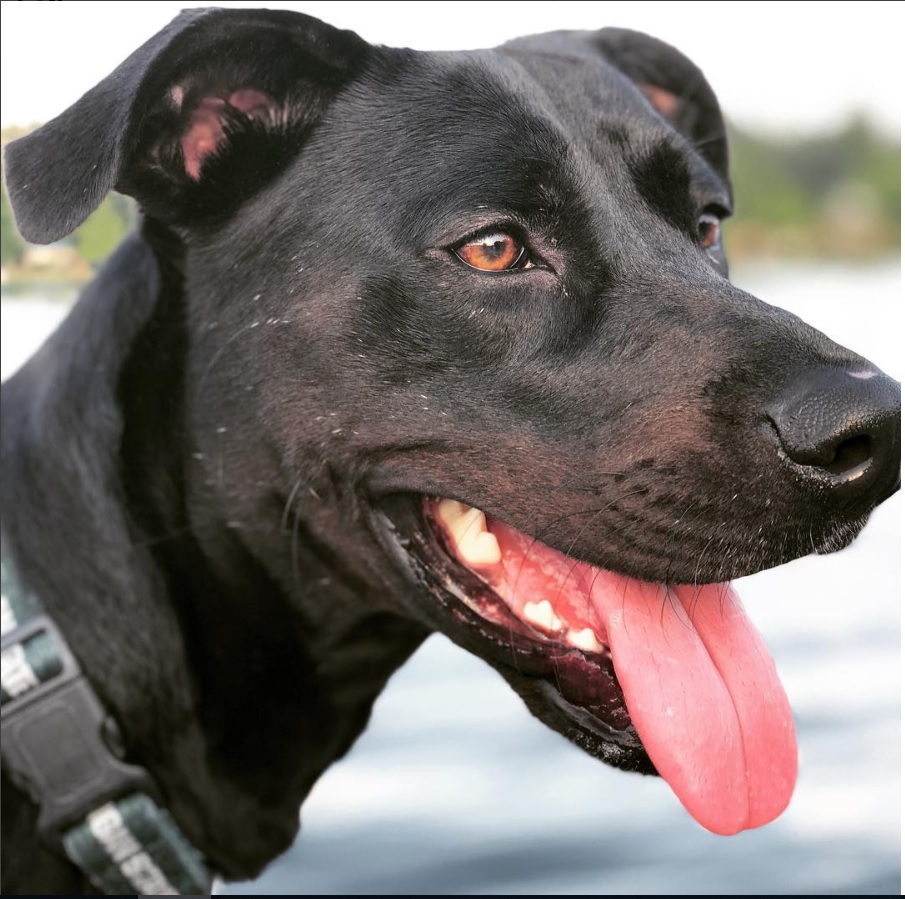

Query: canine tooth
[568,627,604,653]
[437,498,470,528]
[457,531,501,566]
[437,500,483,540]
[453,507,488,542]
[523,599,563,632]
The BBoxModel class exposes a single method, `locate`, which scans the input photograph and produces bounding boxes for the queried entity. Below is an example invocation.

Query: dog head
[5,7,899,849]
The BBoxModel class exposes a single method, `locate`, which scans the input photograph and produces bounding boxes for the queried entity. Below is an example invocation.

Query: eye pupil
[455,231,527,272]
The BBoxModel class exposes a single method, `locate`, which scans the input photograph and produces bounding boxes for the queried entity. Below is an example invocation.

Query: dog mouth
[377,494,798,836]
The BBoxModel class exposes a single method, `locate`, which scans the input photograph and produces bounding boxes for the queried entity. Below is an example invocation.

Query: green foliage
[1,185,25,265]
[727,118,900,258]
[72,195,133,265]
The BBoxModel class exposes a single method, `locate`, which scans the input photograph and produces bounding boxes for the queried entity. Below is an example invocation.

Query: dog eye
[454,231,531,272]
[697,212,722,251]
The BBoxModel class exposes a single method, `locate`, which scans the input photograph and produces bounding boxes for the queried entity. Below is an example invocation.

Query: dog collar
[0,558,210,895]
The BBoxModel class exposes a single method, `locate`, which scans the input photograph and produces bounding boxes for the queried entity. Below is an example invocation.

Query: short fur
[1,9,899,892]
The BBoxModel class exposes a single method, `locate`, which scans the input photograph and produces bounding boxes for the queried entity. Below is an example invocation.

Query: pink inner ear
[180,89,275,181]
[638,84,680,119]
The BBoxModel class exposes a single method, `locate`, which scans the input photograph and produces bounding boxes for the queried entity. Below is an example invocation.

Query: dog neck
[0,223,427,887]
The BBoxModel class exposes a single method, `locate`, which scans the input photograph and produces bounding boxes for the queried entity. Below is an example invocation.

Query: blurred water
[1,262,901,895]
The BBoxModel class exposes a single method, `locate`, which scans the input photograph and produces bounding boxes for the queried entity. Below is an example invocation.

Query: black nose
[768,367,900,508]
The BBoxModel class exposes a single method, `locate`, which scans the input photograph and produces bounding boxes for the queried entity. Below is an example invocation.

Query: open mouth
[378,495,798,836]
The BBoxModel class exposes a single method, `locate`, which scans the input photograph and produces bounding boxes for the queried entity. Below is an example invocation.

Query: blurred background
[1,2,900,895]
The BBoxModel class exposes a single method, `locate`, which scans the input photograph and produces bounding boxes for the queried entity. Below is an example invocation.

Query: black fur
[1,9,899,892]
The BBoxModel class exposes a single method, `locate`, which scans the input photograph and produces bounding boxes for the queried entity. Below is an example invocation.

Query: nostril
[820,434,872,480]
[767,367,900,505]
[776,426,874,483]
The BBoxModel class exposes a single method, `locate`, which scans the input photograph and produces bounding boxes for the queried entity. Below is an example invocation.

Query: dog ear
[4,8,369,244]
[589,28,729,183]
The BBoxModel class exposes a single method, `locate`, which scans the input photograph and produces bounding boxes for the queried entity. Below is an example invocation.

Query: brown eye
[455,231,528,272]
[697,212,722,250]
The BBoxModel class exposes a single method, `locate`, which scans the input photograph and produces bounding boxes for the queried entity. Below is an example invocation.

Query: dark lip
[369,492,653,767]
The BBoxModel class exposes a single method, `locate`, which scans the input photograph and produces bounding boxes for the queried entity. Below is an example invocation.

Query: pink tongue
[589,575,797,835]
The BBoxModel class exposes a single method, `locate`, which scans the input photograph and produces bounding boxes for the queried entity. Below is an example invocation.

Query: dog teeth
[436,499,501,566]
[458,531,503,566]
[567,627,604,653]
[523,599,563,633]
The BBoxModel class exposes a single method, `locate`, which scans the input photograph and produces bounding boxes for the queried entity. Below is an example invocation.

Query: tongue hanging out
[433,498,798,835]
[589,576,797,834]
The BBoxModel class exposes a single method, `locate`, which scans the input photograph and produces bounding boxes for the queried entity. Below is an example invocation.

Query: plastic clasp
[1,616,157,846]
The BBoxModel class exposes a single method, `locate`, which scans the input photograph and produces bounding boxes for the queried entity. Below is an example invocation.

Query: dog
[1,7,900,894]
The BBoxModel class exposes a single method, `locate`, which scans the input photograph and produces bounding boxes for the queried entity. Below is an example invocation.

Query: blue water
[2,263,900,895]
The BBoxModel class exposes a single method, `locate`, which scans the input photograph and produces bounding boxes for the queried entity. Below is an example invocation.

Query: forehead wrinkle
[486,46,723,232]
[501,42,669,146]
[495,41,727,210]
[357,51,583,237]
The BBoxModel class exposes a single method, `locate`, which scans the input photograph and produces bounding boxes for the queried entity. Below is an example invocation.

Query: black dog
[1,8,899,894]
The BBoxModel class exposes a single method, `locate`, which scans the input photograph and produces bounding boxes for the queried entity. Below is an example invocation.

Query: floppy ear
[4,8,369,244]
[588,28,729,183]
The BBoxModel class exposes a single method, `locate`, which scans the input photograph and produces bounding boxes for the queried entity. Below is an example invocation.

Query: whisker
[691,532,718,588]
[692,128,728,152]
[197,320,263,396]
[549,490,649,613]
[291,495,303,591]
[281,475,303,535]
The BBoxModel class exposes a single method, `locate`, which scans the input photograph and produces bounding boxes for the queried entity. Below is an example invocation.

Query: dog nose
[768,368,900,506]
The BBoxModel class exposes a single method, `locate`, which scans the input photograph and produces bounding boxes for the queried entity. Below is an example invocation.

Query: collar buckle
[1,615,157,848]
